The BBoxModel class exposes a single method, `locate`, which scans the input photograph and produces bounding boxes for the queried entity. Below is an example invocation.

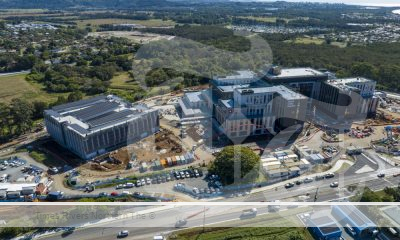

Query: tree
[9,99,33,134]
[359,188,382,202]
[54,96,67,106]
[32,101,48,120]
[67,91,83,102]
[0,102,11,139]
[350,62,377,79]
[208,146,260,185]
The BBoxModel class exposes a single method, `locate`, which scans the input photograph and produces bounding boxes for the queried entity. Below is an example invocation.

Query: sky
[252,0,400,7]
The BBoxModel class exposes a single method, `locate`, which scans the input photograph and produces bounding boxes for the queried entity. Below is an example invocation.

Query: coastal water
[258,0,400,7]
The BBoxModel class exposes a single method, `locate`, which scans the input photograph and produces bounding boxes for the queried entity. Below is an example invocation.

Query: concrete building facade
[319,77,379,120]
[44,95,159,160]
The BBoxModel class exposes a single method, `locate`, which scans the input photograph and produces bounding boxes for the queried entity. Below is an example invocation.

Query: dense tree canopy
[208,146,260,185]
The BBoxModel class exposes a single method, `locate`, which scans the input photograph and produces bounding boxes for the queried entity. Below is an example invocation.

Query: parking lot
[0,157,43,183]
[80,168,225,199]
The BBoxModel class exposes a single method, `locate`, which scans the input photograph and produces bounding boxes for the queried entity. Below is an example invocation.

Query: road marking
[383,178,396,187]
[361,153,377,165]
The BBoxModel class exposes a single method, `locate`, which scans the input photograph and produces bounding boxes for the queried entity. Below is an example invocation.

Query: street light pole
[202,205,206,233]
[314,187,319,202]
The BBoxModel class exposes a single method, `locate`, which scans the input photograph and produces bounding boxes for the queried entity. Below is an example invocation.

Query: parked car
[116,184,124,189]
[295,180,303,185]
[135,181,142,187]
[110,192,119,196]
[174,171,181,179]
[146,177,152,185]
[166,175,172,181]
[98,192,108,197]
[194,169,200,178]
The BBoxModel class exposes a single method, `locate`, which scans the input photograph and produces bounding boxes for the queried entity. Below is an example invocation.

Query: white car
[141,179,146,185]
[146,177,151,185]
[117,230,129,238]
[136,181,142,187]
[303,177,313,183]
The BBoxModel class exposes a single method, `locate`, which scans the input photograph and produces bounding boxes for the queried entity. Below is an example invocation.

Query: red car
[110,191,118,196]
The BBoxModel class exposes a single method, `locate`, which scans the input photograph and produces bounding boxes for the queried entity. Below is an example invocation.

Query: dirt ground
[79,128,186,174]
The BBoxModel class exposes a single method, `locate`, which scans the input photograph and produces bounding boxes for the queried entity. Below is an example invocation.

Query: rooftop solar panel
[69,101,120,122]
[87,109,137,128]
[52,95,105,112]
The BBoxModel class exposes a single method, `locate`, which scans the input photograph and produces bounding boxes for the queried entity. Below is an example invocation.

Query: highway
[35,205,310,240]
[33,164,400,240]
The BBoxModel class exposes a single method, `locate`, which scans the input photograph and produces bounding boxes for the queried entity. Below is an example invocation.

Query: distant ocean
[254,0,400,7]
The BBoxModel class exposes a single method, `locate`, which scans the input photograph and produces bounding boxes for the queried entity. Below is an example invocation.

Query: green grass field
[237,16,277,23]
[0,73,66,103]
[110,72,134,88]
[173,226,313,240]
[291,37,325,45]
[75,18,176,28]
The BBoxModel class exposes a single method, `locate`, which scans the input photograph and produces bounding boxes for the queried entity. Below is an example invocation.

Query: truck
[241,208,257,218]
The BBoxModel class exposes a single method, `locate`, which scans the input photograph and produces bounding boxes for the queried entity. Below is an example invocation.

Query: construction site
[82,128,188,173]
[371,126,400,161]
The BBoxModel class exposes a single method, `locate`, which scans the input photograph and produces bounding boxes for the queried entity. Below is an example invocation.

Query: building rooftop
[215,70,257,81]
[381,206,400,226]
[185,91,203,103]
[265,67,326,80]
[309,216,342,235]
[326,77,375,91]
[235,85,307,100]
[46,95,155,136]
[332,205,376,229]
[218,84,251,93]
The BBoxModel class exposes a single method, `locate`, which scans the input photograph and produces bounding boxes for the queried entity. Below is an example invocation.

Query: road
[35,205,309,240]
[0,70,30,77]
[23,151,400,240]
